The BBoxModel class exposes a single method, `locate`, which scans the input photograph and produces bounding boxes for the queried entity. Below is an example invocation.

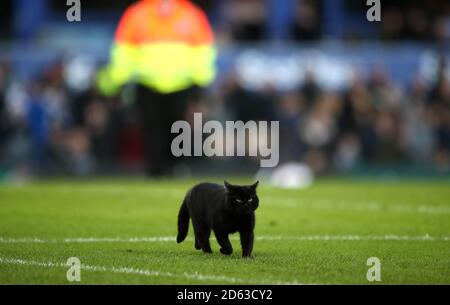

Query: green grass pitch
[0,178,449,284]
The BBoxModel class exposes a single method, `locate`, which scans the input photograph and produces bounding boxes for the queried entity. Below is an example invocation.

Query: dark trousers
[136,85,194,176]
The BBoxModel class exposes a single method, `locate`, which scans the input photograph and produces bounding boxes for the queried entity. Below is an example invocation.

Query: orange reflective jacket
[98,0,216,95]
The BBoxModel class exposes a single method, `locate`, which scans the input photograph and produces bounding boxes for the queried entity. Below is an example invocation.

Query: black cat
[177,181,259,258]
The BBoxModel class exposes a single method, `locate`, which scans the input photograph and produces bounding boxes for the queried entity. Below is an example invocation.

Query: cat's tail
[177,198,190,243]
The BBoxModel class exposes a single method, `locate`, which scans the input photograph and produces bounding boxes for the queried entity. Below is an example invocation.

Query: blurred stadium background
[0,0,449,180]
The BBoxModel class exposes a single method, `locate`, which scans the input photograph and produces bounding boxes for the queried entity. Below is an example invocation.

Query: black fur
[177,181,259,258]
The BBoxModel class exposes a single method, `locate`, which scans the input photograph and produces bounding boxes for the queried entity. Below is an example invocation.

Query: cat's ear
[251,181,259,190]
[224,181,232,191]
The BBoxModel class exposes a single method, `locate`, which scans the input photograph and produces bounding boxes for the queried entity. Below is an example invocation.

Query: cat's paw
[242,255,254,259]
[220,248,233,255]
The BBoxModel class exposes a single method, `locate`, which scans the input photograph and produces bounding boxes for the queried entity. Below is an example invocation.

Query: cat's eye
[248,198,253,202]
[236,199,243,203]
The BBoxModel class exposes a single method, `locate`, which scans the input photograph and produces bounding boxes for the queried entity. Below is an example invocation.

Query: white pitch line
[0,235,448,244]
[256,235,450,241]
[0,257,304,285]
[63,236,177,243]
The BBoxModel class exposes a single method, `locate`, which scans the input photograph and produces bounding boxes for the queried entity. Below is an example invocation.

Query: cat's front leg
[240,231,254,258]
[214,231,233,255]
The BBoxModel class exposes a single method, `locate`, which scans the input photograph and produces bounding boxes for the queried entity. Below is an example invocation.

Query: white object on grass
[257,162,314,189]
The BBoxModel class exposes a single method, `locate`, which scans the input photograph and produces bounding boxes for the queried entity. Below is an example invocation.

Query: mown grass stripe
[0,235,448,244]
[0,257,305,285]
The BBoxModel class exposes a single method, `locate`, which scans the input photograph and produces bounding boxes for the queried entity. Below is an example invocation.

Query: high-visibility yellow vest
[97,0,217,95]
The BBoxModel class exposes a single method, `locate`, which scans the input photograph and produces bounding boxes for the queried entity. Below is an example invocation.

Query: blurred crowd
[2,0,449,43]
[0,59,130,177]
[0,0,449,178]
[220,62,450,174]
[379,1,450,41]
[211,0,450,42]
[0,56,449,177]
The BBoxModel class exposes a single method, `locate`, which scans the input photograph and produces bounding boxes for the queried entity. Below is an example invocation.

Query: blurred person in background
[222,0,267,41]
[291,0,321,41]
[97,0,216,177]
[0,60,10,149]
